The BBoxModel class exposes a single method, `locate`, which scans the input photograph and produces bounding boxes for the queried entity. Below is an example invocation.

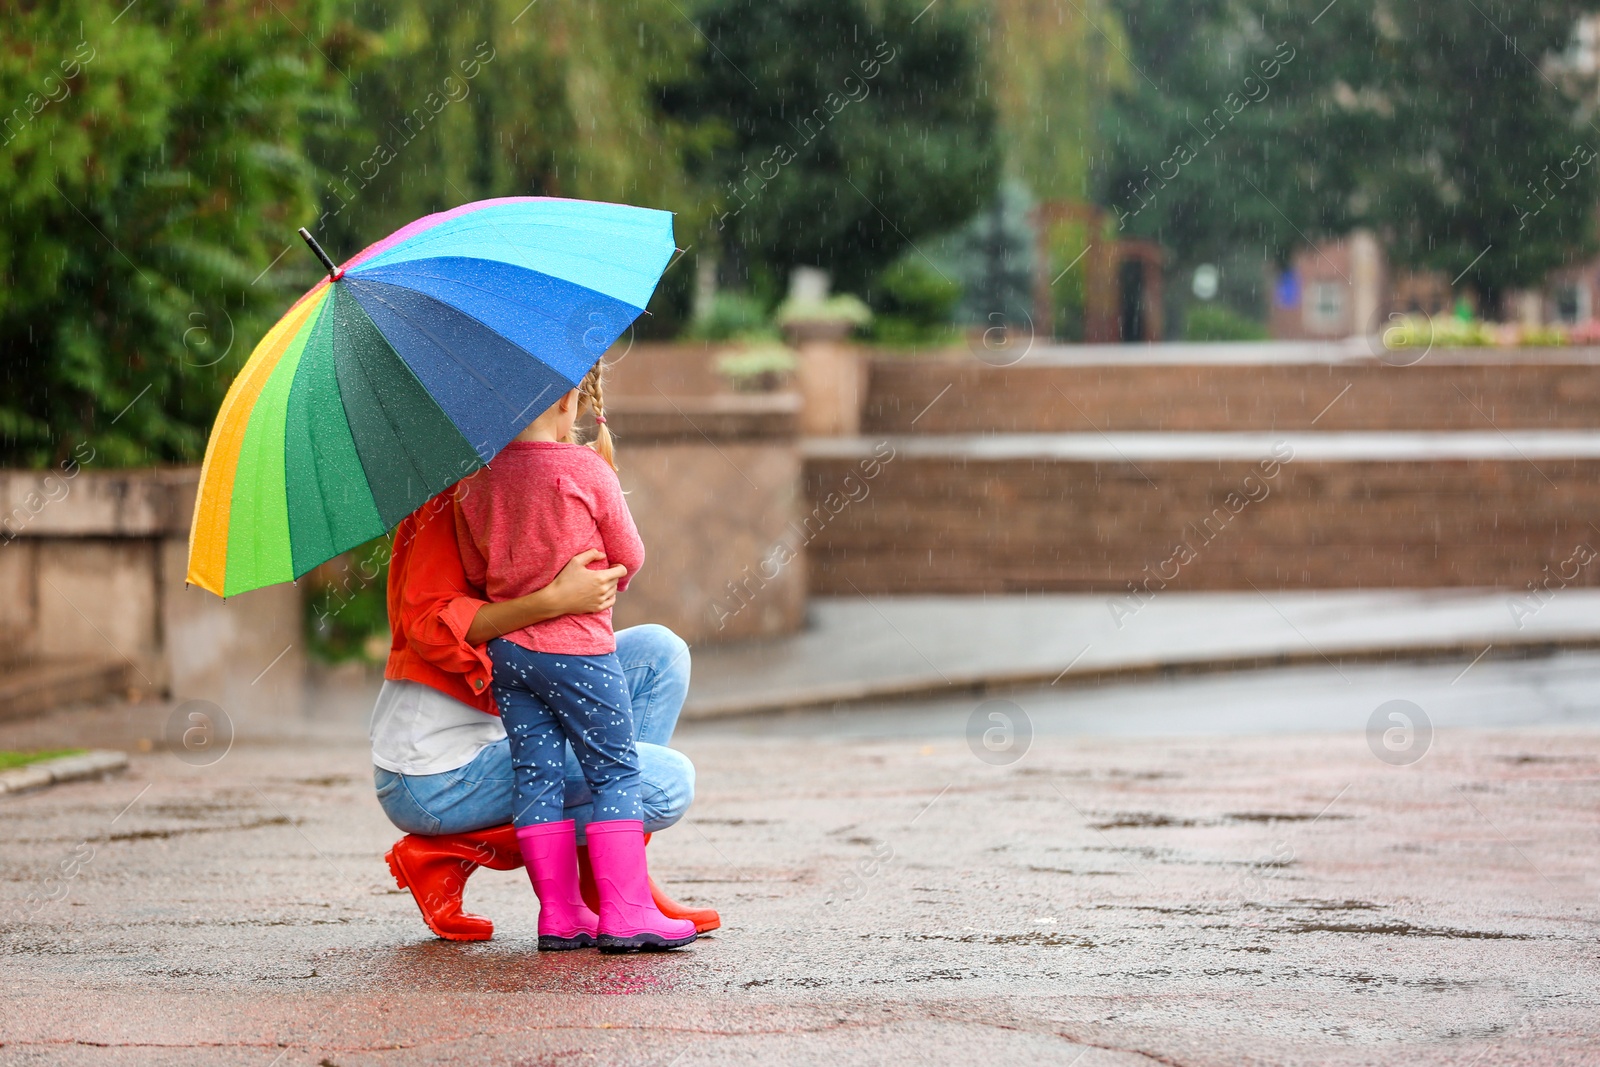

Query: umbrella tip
[297,226,342,281]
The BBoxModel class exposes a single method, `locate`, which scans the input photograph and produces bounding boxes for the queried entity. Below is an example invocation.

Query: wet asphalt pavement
[3,658,1599,1066]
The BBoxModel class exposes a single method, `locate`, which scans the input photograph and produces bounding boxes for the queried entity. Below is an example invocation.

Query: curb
[681,636,1600,720]
[0,750,128,797]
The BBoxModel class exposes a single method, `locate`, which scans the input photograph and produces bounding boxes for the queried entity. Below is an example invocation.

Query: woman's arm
[464,548,627,645]
[387,495,627,707]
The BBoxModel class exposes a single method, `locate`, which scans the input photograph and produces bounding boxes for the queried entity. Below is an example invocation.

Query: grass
[0,748,87,771]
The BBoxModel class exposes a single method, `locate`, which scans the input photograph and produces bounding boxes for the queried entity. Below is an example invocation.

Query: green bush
[1382,314,1494,350]
[775,293,873,329]
[1184,304,1269,341]
[0,0,350,468]
[878,261,960,322]
[1518,325,1569,347]
[685,292,776,342]
[868,260,961,346]
[871,317,963,347]
[714,342,799,391]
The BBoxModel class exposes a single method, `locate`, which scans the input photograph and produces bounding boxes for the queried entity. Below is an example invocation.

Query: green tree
[1294,0,1599,315]
[665,0,1000,297]
[1097,0,1290,322]
[990,0,1127,206]
[932,179,1037,329]
[0,0,351,467]
[986,0,1126,335]
[310,0,708,333]
[1101,0,1599,318]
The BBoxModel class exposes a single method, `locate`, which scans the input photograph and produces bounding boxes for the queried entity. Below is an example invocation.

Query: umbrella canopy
[187,197,675,597]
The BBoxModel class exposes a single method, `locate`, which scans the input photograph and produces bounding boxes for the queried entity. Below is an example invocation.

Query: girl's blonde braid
[577,362,617,471]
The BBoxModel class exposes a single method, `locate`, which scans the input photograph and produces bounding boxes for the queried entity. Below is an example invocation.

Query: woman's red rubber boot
[642,832,721,932]
[385,824,523,941]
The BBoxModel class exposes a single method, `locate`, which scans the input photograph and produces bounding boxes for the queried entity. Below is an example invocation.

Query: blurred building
[1267,231,1386,340]
[1268,229,1600,339]
[1033,201,1167,343]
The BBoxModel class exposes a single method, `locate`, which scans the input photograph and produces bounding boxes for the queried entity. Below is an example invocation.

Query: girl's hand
[549,548,625,615]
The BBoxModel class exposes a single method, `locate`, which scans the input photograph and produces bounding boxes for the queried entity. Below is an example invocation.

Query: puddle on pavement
[833,929,1096,951]
[108,816,291,841]
[1289,898,1381,911]
[1090,814,1208,830]
[1494,754,1596,764]
[1086,810,1354,830]
[1275,919,1533,940]
[1227,812,1352,823]
[904,969,977,982]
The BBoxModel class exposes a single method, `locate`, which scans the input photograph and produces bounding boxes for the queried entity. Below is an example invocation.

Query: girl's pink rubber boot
[584,819,698,953]
[516,820,600,950]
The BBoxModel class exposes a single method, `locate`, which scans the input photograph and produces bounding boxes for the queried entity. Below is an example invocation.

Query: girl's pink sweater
[453,441,644,655]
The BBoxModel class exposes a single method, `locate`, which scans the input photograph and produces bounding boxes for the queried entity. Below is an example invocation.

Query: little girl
[453,362,696,953]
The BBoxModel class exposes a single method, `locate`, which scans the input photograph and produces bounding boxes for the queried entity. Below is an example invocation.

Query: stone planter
[783,321,866,437]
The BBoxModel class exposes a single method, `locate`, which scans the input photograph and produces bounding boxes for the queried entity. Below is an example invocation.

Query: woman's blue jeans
[374,624,693,840]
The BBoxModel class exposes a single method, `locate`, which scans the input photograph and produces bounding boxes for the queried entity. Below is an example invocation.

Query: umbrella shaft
[297,227,340,280]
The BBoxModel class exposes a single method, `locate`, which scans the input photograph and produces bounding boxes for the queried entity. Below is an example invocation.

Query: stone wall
[0,390,806,720]
[864,352,1600,433]
[805,446,1600,595]
[806,349,1600,595]
[0,468,303,718]
[602,342,733,398]
[606,394,805,644]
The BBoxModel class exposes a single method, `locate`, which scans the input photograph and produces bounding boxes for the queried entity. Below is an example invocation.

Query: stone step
[0,659,136,721]
[864,352,1600,434]
[802,432,1600,595]
[685,591,1600,718]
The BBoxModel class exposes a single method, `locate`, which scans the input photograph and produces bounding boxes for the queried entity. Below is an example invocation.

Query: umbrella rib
[355,263,588,327]
[304,311,340,560]
[354,263,645,327]
[350,282,535,420]
[290,296,382,576]
[337,291,462,521]
[355,220,664,284]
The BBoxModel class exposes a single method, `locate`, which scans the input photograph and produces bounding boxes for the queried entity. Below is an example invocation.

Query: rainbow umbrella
[186,197,675,597]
